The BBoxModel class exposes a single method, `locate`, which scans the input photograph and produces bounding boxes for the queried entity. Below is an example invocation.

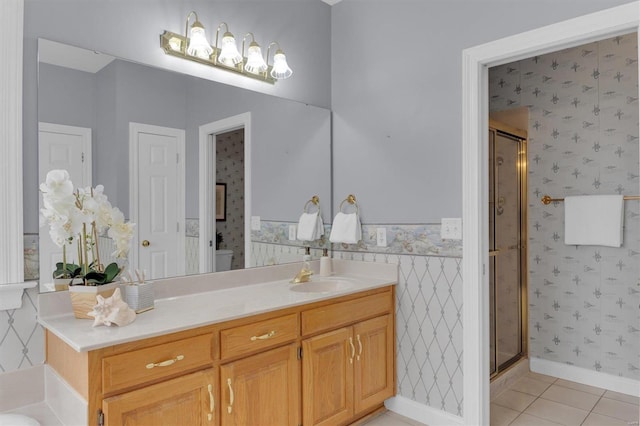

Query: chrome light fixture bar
[160,11,293,84]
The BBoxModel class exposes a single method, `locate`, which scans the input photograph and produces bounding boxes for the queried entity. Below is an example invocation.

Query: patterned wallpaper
[490,33,640,379]
[215,130,245,270]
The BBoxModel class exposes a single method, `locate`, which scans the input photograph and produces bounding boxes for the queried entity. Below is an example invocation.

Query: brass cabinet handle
[145,355,184,369]
[250,330,276,341]
[227,378,234,414]
[348,337,355,364]
[356,334,362,361]
[207,384,214,422]
[142,240,150,247]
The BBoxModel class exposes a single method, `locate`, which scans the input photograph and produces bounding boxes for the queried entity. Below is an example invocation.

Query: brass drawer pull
[250,330,276,341]
[227,378,235,414]
[207,384,214,421]
[145,355,184,369]
[349,337,355,364]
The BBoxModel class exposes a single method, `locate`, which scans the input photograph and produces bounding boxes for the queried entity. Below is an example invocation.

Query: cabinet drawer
[220,313,298,359]
[102,334,214,395]
[301,291,392,336]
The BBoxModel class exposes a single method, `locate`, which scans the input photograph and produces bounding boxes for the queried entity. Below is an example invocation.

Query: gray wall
[23,0,332,231]
[331,0,634,223]
[34,58,331,230]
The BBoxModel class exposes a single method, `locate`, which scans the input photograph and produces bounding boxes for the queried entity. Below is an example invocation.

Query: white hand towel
[329,212,362,244]
[564,195,624,247]
[297,212,323,241]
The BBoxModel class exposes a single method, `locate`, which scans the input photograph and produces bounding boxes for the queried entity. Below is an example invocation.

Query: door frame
[198,112,252,273]
[461,3,639,424]
[129,122,186,275]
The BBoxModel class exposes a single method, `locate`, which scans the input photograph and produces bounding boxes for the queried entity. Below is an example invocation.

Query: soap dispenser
[319,248,332,277]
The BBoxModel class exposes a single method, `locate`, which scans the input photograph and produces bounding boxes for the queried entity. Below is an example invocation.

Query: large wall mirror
[32,39,331,293]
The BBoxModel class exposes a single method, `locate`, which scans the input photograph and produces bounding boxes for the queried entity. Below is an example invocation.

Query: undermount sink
[289,279,354,293]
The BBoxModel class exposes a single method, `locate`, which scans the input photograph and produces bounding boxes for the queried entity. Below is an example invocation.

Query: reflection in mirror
[33,39,331,293]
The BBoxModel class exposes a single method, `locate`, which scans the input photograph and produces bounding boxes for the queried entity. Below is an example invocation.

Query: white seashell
[88,287,137,327]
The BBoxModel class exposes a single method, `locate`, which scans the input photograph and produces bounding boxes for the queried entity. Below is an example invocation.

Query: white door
[130,122,185,280]
[38,123,92,290]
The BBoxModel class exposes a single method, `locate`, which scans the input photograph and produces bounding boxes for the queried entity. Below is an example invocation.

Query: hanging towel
[297,212,324,241]
[564,195,624,247]
[329,212,362,244]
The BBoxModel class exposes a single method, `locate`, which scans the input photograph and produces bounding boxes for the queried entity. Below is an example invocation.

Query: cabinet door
[353,315,395,414]
[103,369,217,426]
[220,344,299,426]
[302,327,354,426]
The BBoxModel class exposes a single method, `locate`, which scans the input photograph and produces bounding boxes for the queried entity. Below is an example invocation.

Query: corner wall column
[0,0,25,284]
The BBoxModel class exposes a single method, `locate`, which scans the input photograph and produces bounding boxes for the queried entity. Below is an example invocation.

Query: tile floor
[363,372,640,426]
[491,371,640,426]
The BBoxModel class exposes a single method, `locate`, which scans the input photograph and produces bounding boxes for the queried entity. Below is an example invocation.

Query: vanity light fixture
[160,11,293,84]
[266,42,293,79]
[242,33,268,74]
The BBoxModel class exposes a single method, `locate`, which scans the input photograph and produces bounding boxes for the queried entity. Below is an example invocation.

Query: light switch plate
[376,228,387,247]
[251,216,261,231]
[441,218,462,240]
[288,224,297,241]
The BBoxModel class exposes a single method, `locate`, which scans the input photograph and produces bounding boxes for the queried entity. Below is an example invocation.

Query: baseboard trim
[530,357,640,397]
[44,365,87,426]
[385,395,464,426]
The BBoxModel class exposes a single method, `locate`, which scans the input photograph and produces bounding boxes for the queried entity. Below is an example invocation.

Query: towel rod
[541,194,640,205]
[303,195,320,213]
[339,194,359,213]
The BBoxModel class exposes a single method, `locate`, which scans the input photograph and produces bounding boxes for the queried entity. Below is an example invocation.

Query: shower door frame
[461,3,639,425]
[488,123,528,380]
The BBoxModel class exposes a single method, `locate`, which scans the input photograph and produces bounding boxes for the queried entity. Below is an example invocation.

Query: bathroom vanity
[38,260,398,426]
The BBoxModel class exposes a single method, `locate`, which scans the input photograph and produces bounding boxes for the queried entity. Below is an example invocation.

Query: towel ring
[304,195,320,213]
[339,194,359,214]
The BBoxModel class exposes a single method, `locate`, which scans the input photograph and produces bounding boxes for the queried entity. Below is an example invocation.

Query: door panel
[131,123,185,279]
[38,123,91,288]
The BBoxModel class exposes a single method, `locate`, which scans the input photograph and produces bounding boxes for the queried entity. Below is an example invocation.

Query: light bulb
[218,32,242,66]
[244,42,267,74]
[270,49,292,79]
[186,22,212,59]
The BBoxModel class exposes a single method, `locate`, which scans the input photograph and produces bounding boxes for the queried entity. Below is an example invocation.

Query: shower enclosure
[489,124,527,377]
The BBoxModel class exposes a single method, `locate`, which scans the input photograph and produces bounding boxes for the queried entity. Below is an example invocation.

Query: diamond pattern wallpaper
[0,289,44,372]
[490,33,640,379]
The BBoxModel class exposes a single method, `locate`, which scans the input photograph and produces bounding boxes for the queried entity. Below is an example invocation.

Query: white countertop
[38,260,398,352]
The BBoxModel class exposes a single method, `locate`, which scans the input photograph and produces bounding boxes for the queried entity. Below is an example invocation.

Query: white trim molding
[0,0,24,284]
[530,357,640,397]
[198,112,252,273]
[385,396,464,426]
[462,3,640,425]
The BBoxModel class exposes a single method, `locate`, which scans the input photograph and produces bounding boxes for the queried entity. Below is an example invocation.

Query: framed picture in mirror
[216,183,227,221]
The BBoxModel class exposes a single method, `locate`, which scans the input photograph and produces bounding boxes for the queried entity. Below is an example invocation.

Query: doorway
[198,112,252,274]
[462,4,639,424]
[488,122,527,379]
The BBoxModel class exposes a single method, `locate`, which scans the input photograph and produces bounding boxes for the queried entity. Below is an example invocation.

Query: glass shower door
[489,128,526,377]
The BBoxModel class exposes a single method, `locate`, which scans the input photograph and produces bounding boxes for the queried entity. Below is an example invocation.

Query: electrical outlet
[376,227,387,247]
[251,216,261,231]
[441,218,462,240]
[288,224,297,241]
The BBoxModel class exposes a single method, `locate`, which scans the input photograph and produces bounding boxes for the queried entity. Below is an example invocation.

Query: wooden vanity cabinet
[103,369,217,425]
[301,292,395,426]
[220,344,300,426]
[45,285,395,426]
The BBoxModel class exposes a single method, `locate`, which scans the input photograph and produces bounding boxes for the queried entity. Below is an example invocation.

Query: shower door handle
[489,250,500,257]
